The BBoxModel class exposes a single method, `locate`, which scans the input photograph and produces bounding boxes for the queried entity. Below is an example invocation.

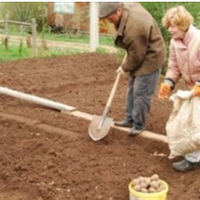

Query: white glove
[116,66,126,75]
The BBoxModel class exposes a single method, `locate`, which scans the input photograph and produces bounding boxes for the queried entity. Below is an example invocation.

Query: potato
[157,184,166,191]
[150,180,159,189]
[132,174,166,194]
[144,177,151,186]
[148,187,156,193]
[134,184,141,192]
[138,176,145,183]
[132,178,140,185]
[140,188,148,193]
[150,174,159,181]
[140,182,148,189]
[157,179,163,186]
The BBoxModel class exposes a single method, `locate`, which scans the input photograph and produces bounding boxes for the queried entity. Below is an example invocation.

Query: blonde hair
[162,6,194,31]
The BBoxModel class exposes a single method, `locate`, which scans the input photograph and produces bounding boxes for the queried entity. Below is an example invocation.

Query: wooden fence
[0,14,37,57]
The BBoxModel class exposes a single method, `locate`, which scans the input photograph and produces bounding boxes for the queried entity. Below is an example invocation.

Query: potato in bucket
[129,174,169,200]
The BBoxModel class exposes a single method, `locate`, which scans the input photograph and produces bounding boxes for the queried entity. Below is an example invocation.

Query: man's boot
[128,126,144,136]
[114,119,133,128]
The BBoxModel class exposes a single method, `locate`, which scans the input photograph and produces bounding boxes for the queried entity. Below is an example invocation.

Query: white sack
[166,90,200,159]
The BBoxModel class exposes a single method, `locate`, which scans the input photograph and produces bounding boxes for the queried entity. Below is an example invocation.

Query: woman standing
[159,6,200,172]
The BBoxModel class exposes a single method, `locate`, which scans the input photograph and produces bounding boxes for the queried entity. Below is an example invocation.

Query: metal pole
[0,86,76,112]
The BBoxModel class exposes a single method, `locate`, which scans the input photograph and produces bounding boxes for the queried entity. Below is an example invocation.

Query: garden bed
[0,53,198,200]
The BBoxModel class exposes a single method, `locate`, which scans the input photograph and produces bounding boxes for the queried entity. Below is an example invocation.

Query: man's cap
[99,2,122,19]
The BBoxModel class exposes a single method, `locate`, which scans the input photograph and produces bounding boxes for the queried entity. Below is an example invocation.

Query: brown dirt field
[0,53,199,200]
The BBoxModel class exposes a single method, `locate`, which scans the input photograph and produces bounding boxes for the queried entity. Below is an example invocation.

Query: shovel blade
[88,115,113,141]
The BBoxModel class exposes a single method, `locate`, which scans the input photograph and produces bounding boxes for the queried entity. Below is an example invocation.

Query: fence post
[90,3,99,52]
[31,18,37,57]
[4,14,9,49]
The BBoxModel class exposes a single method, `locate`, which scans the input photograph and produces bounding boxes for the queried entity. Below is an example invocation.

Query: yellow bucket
[129,180,169,200]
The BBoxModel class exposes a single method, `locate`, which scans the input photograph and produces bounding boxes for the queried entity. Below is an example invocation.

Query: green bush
[0,2,46,32]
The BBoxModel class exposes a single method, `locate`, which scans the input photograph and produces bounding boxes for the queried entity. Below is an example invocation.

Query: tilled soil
[0,53,199,200]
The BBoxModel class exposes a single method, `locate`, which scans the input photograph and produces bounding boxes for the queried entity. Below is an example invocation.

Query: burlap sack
[166,90,200,159]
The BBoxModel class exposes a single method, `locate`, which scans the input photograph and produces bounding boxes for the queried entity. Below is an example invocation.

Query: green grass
[0,27,115,61]
[0,41,91,62]
[37,47,87,58]
[0,44,31,61]
[0,27,115,46]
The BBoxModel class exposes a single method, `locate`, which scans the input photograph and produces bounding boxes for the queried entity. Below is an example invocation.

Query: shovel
[88,54,127,141]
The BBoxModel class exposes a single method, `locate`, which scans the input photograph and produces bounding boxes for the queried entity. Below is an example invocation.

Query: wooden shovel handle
[105,53,127,109]
[106,72,121,108]
[98,53,127,130]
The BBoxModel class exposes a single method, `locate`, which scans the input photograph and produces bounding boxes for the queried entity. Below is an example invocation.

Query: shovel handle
[105,53,127,109]
[99,53,127,129]
[106,72,121,108]
[97,73,121,130]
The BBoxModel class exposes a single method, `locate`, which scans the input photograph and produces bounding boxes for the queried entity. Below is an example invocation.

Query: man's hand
[192,84,200,97]
[158,83,171,100]
[116,66,126,75]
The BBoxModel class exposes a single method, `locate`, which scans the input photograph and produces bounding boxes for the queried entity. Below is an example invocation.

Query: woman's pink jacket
[166,25,200,86]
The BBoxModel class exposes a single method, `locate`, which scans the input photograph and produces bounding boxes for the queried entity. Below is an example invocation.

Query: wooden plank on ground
[62,110,168,143]
[114,126,168,143]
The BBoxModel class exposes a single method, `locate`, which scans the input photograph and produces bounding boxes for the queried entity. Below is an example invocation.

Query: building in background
[47,2,114,35]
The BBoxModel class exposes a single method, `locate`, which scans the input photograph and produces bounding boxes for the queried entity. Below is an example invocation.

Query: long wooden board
[62,110,168,143]
[0,85,167,143]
